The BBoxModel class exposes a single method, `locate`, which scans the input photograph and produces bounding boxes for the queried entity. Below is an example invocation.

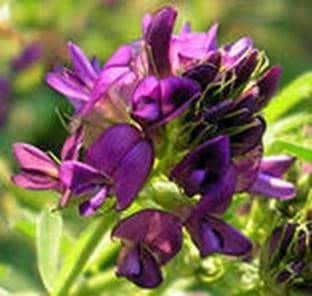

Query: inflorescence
[11,6,296,288]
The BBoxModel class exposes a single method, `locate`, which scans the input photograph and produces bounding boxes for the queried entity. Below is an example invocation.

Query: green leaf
[264,113,311,146]
[273,140,312,163]
[265,72,312,122]
[36,208,63,293]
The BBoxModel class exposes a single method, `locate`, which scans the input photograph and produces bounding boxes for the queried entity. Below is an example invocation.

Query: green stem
[71,268,121,296]
[53,212,118,296]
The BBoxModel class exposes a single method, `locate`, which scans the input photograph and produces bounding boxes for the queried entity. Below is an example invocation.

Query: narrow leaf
[36,208,63,293]
[265,72,312,122]
[273,140,312,163]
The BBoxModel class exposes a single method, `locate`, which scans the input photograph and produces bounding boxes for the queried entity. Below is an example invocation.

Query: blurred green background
[0,0,311,294]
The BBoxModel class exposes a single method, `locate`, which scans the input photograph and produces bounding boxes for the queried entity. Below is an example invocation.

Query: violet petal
[171,136,230,197]
[114,140,154,210]
[68,42,98,88]
[145,6,177,77]
[255,65,282,111]
[61,127,84,161]
[60,161,109,195]
[79,186,108,216]
[12,143,58,177]
[259,156,295,177]
[123,247,163,288]
[249,173,296,200]
[86,124,142,176]
[155,76,201,126]
[113,209,182,264]
[233,144,263,192]
[12,172,59,190]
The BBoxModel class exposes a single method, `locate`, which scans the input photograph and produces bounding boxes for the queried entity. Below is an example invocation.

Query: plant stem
[53,212,118,296]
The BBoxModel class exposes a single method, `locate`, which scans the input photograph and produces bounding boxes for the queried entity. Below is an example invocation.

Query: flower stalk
[53,211,118,296]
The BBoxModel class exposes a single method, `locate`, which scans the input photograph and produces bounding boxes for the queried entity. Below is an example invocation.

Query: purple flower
[232,144,263,192]
[171,135,235,215]
[60,124,153,215]
[222,37,253,68]
[11,42,42,73]
[249,156,296,200]
[77,44,138,121]
[46,42,100,112]
[144,6,177,77]
[170,23,219,74]
[268,223,297,259]
[112,209,182,288]
[12,143,60,190]
[185,208,252,257]
[12,128,84,200]
[131,75,201,128]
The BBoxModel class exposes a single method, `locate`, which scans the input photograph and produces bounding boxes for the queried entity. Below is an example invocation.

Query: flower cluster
[261,219,312,294]
[12,6,296,288]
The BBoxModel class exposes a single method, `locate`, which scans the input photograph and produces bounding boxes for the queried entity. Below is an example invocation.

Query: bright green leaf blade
[273,140,312,162]
[36,208,63,293]
[265,72,312,122]
[264,112,311,146]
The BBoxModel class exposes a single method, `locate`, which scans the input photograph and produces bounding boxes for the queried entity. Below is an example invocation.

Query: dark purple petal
[230,116,266,155]
[60,161,109,195]
[117,245,163,288]
[11,42,42,73]
[113,209,182,265]
[116,244,141,277]
[198,164,236,215]
[204,216,252,256]
[224,87,259,124]
[79,187,108,216]
[68,42,98,88]
[203,99,233,124]
[156,76,201,126]
[114,140,153,210]
[171,136,230,197]
[249,173,296,200]
[145,6,177,77]
[255,65,282,111]
[290,261,305,274]
[12,172,59,190]
[183,51,221,89]
[86,124,142,176]
[234,50,258,87]
[186,214,252,257]
[61,127,84,161]
[259,156,295,177]
[12,143,58,177]
[268,223,296,258]
[233,144,263,192]
[131,76,161,123]
[276,269,291,284]
[297,231,306,257]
